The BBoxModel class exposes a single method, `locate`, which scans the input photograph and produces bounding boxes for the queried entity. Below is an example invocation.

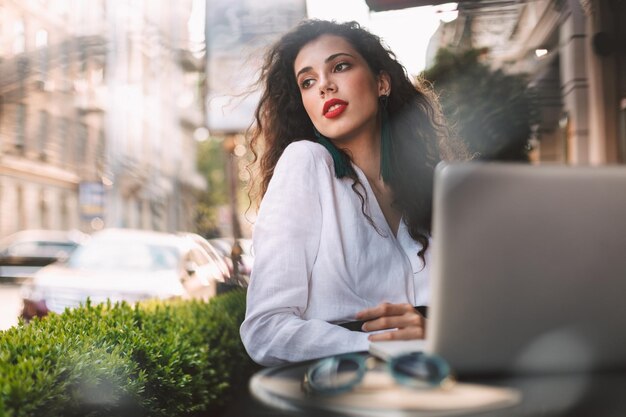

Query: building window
[38,110,49,160]
[16,185,25,230]
[13,21,25,54]
[59,39,70,79]
[15,103,26,151]
[96,129,106,171]
[58,117,70,166]
[36,29,49,83]
[79,41,88,75]
[17,57,28,96]
[40,189,49,229]
[76,122,89,164]
[61,192,69,229]
[35,29,48,48]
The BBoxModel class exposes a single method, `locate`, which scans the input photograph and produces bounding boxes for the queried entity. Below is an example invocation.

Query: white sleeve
[240,142,369,366]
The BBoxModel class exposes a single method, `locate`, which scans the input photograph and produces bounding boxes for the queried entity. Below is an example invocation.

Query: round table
[250,354,524,417]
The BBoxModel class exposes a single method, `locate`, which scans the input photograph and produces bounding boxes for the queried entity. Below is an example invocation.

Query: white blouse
[240,140,430,367]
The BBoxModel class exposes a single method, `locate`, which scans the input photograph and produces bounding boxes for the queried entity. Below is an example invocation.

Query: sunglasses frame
[303,351,454,396]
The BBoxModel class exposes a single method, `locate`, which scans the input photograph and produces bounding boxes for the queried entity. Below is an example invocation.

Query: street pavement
[0,283,22,331]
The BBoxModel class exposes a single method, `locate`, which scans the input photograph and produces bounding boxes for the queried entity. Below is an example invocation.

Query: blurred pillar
[581,0,622,163]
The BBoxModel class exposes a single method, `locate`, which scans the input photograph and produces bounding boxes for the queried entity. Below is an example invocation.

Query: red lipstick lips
[323,98,348,119]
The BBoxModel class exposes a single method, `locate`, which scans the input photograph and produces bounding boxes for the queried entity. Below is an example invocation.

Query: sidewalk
[0,283,21,331]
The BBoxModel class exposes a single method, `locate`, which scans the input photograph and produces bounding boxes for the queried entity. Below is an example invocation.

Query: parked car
[0,229,87,282]
[208,237,254,282]
[21,228,229,320]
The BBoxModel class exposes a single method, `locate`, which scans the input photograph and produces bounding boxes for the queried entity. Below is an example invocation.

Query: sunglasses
[302,352,454,395]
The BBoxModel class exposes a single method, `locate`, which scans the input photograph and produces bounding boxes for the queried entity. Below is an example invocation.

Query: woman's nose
[318,76,336,96]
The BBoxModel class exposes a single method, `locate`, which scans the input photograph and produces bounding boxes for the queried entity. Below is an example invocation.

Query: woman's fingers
[355,302,414,321]
[368,325,425,341]
[361,309,423,332]
[354,302,426,340]
[356,303,426,341]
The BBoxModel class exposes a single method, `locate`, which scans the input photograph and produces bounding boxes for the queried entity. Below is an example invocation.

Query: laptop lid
[427,162,626,377]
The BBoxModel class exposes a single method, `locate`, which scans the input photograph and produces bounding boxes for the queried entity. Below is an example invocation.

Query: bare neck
[342,128,381,183]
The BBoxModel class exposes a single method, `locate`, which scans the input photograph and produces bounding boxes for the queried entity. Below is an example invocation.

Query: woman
[240,19,464,367]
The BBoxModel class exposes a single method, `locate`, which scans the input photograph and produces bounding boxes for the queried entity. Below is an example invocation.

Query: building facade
[0,0,206,239]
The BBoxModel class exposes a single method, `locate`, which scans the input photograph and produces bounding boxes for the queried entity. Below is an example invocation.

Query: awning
[365,1,529,12]
[365,0,456,12]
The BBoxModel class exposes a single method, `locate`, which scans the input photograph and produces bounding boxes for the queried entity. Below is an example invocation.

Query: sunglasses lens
[390,352,451,387]
[306,354,365,394]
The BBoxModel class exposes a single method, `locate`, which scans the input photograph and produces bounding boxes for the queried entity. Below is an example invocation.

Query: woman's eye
[300,78,314,89]
[334,62,350,72]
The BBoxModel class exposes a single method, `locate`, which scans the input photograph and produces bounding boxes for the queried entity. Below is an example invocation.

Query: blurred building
[0,0,206,239]
[424,0,626,164]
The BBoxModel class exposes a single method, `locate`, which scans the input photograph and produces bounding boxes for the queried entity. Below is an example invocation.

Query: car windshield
[68,240,180,271]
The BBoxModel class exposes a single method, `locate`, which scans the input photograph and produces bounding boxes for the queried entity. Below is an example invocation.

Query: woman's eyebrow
[325,52,355,63]
[295,52,356,78]
[295,66,312,78]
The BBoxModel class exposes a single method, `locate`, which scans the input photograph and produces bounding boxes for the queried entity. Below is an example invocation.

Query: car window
[151,246,180,269]
[6,241,77,257]
[35,242,77,258]
[69,241,179,271]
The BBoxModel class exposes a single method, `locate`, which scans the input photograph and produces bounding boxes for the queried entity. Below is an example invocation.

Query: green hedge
[0,290,258,417]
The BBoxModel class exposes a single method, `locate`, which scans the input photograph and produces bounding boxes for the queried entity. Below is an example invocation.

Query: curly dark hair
[248,19,465,263]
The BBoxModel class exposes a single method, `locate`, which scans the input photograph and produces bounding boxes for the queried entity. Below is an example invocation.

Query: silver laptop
[426,162,626,376]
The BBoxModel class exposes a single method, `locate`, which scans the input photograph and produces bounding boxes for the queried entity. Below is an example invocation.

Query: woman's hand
[355,303,426,341]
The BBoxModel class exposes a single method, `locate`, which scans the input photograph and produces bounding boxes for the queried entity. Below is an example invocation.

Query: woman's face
[294,34,389,143]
